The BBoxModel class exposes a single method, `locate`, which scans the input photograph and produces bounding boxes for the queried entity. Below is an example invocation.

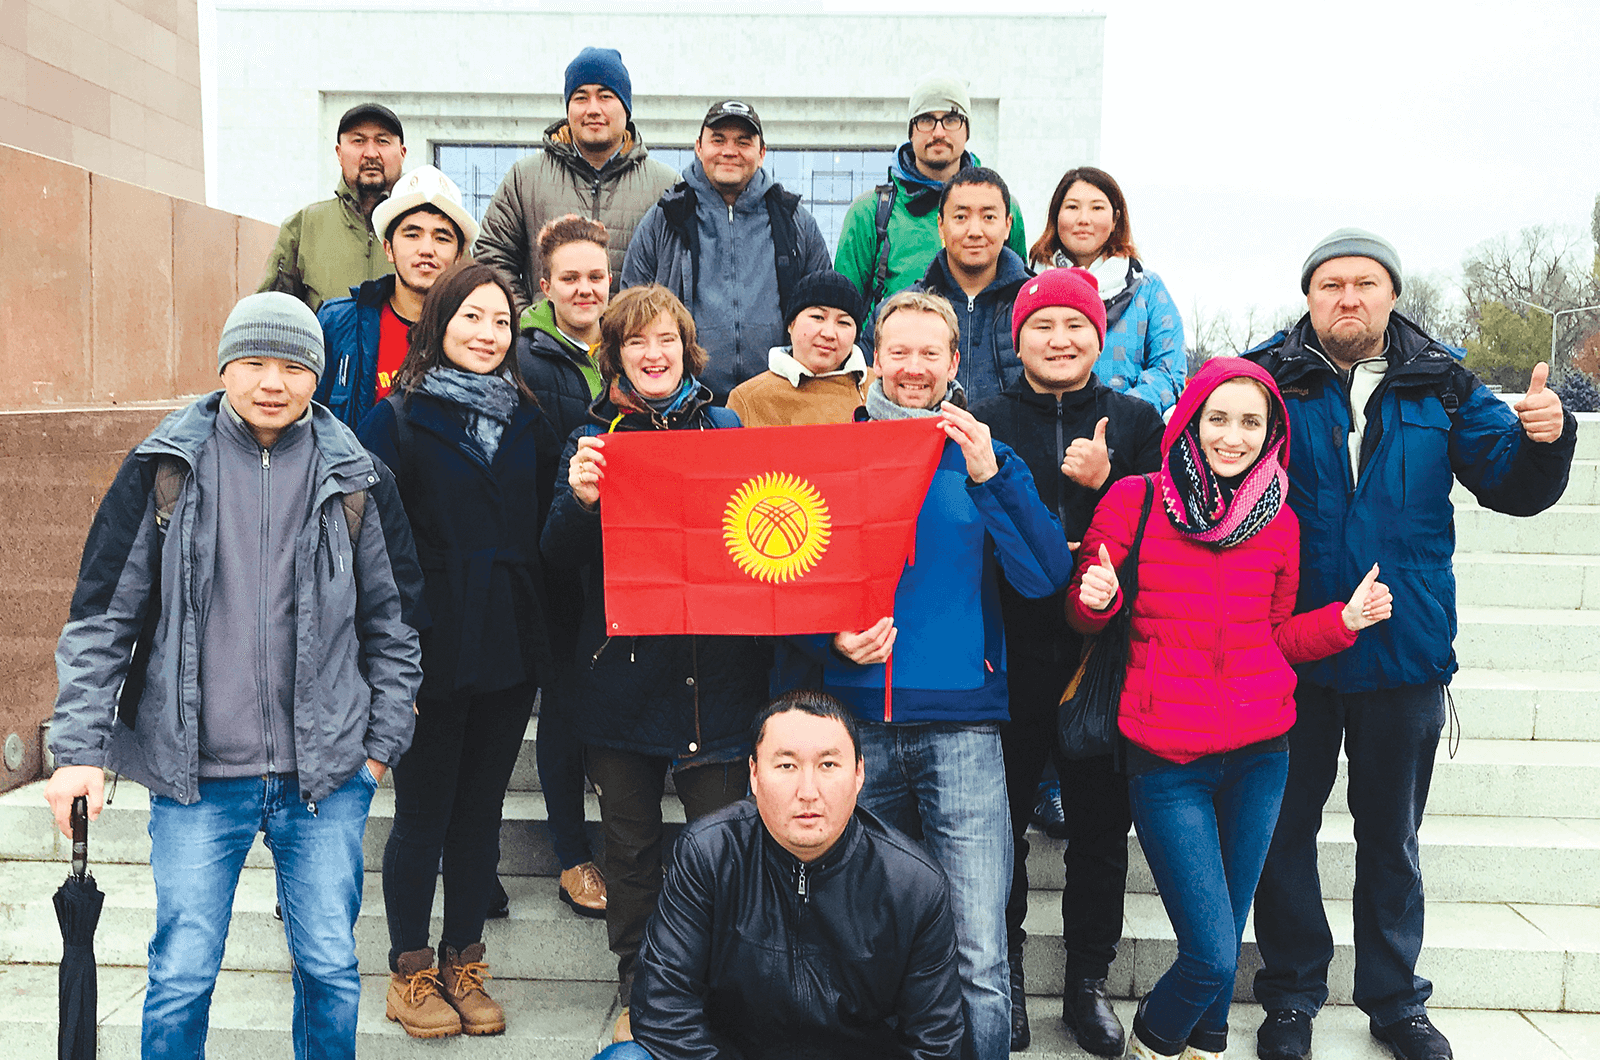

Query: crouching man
[597,690,965,1060]
[44,291,424,1060]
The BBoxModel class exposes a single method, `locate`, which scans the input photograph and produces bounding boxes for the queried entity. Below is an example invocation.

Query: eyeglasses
[912,113,968,133]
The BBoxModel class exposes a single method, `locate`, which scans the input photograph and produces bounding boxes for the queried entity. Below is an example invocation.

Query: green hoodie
[521,299,604,398]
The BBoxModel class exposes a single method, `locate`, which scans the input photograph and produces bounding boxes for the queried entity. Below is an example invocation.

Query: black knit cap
[784,270,866,329]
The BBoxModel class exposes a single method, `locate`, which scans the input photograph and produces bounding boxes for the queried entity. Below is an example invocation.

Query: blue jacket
[315,274,395,430]
[1246,313,1577,691]
[50,394,423,805]
[621,161,832,403]
[1091,261,1186,413]
[775,418,1075,725]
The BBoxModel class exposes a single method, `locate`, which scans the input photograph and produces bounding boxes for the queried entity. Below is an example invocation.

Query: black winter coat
[972,377,1164,664]
[358,389,560,701]
[539,387,773,759]
[631,800,964,1060]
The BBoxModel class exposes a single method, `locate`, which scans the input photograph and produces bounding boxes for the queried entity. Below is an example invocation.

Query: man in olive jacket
[258,103,407,311]
[474,47,677,309]
[45,292,423,1060]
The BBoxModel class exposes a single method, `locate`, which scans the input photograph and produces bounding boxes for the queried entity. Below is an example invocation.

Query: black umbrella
[54,795,103,1060]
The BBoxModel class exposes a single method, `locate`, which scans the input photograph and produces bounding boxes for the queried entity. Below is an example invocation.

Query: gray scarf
[863,377,966,420]
[415,367,518,464]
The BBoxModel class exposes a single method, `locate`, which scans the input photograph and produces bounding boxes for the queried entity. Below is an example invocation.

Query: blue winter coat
[887,248,1033,408]
[1246,313,1577,691]
[1091,262,1185,413]
[315,275,395,430]
[621,161,832,403]
[358,389,561,701]
[539,386,773,760]
[774,413,1075,725]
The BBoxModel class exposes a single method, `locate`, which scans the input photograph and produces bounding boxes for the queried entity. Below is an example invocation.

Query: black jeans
[535,670,594,870]
[1001,654,1131,981]
[383,682,535,969]
[1252,682,1445,1025]
[584,746,747,1002]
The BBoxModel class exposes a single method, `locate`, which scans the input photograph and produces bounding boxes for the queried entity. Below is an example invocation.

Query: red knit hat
[1011,267,1107,349]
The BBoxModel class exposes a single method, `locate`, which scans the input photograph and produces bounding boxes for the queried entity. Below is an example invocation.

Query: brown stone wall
[0,406,178,792]
[0,142,279,411]
[0,143,280,793]
[0,0,204,202]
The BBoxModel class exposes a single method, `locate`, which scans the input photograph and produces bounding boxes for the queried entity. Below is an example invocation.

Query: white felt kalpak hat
[371,165,479,248]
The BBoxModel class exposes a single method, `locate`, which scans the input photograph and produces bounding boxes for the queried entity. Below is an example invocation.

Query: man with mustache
[259,103,407,311]
[834,77,1028,318]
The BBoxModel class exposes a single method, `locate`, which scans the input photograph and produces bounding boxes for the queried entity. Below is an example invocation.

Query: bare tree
[1396,272,1467,345]
[1460,225,1596,317]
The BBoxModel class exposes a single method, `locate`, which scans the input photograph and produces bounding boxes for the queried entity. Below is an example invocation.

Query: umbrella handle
[70,795,87,878]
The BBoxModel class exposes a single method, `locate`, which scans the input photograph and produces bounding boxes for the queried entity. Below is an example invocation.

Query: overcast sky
[204,0,1599,324]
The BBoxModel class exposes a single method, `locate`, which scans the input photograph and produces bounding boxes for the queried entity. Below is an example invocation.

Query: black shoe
[1062,977,1124,1056]
[485,876,510,920]
[1009,948,1030,1051]
[1371,1014,1452,1060]
[1257,1008,1312,1060]
[1030,781,1069,840]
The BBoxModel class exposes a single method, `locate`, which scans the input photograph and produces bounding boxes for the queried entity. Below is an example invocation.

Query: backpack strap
[869,182,897,307]
[766,184,804,321]
[152,455,187,531]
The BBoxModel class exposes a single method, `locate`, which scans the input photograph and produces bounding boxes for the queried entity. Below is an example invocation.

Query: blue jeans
[1128,749,1288,1054]
[857,721,1012,1060]
[1253,683,1445,1025]
[145,770,375,1060]
[593,1045,654,1060]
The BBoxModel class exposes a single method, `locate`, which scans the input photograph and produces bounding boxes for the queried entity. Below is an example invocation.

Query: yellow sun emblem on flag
[722,472,832,583]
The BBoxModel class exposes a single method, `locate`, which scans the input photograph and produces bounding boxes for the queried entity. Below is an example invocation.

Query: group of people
[41,41,1578,1060]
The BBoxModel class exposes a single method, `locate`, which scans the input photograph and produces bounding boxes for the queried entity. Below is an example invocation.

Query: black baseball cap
[337,103,404,142]
[701,100,762,137]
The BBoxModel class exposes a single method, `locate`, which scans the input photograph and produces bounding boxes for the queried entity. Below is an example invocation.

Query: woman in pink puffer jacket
[1067,356,1392,1060]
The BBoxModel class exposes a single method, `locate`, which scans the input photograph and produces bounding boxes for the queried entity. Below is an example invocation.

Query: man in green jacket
[257,103,407,312]
[474,47,678,312]
[834,77,1026,320]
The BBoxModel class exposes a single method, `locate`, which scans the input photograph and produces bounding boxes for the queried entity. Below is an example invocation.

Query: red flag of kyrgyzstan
[599,419,946,636]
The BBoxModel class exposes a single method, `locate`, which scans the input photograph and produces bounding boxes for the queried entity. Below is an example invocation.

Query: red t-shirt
[374,303,413,402]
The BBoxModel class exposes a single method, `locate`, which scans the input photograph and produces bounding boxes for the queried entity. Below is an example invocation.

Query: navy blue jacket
[358,389,561,701]
[316,275,394,430]
[882,248,1032,406]
[539,387,773,759]
[1246,313,1577,691]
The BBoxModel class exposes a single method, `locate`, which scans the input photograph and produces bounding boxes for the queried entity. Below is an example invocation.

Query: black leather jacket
[631,800,964,1060]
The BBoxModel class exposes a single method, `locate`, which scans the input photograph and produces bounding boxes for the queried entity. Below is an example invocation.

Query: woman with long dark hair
[542,284,771,1046]
[1066,357,1391,1060]
[1029,166,1186,413]
[358,262,559,1040]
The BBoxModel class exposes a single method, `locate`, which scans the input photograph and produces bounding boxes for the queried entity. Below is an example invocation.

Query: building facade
[213,4,1103,246]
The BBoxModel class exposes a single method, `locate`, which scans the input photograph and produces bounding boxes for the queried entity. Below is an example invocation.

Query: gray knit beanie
[1301,227,1402,295]
[217,292,326,378]
[908,76,971,121]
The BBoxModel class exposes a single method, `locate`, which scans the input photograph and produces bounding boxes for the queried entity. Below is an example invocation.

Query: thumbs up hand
[1513,361,1565,443]
[1061,417,1113,489]
[1342,564,1393,631]
[1078,543,1121,612]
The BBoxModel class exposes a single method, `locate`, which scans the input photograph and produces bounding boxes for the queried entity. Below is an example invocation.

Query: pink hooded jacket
[1066,358,1357,764]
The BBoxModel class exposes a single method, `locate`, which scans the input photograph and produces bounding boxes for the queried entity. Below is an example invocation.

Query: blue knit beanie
[565,47,633,116]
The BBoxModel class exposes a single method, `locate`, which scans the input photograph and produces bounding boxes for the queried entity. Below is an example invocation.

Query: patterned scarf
[1161,405,1288,548]
[415,367,518,464]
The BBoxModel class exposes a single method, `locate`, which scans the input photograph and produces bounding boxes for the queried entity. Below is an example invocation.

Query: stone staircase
[2,417,1599,1057]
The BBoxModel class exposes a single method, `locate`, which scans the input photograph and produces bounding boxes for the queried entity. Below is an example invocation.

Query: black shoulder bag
[1058,474,1156,761]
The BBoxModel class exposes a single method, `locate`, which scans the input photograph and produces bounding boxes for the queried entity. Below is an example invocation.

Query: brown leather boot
[385,948,461,1039]
[439,942,506,1035]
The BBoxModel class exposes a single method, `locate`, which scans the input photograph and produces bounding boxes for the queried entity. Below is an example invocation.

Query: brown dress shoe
[439,942,506,1035]
[385,948,461,1039]
[559,862,608,919]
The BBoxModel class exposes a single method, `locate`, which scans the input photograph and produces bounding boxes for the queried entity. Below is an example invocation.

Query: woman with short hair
[541,284,771,1045]
[727,270,870,426]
